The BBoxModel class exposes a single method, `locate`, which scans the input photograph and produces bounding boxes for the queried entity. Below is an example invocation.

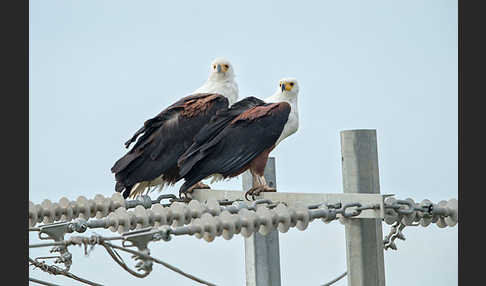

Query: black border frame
[11,0,477,284]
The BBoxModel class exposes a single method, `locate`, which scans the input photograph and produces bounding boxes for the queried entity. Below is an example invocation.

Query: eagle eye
[224,65,229,69]
[290,82,294,86]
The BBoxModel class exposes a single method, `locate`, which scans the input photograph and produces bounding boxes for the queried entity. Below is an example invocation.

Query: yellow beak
[216,64,229,73]
[281,82,292,92]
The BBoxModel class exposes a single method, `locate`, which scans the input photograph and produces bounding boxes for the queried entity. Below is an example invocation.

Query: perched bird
[111,58,239,199]
[177,78,299,200]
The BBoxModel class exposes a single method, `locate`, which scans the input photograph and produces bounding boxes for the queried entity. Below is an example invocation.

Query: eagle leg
[246,185,277,201]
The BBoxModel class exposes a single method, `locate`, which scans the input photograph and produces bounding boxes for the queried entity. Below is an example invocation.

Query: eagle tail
[115,182,134,199]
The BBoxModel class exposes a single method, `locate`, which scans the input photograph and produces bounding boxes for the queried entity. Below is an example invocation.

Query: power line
[29,194,458,286]
[29,277,61,286]
[101,241,217,286]
[321,271,347,286]
[30,234,217,285]
[29,258,104,286]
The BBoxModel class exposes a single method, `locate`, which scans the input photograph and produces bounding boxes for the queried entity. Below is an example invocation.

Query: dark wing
[179,101,291,193]
[177,96,266,170]
[111,93,229,196]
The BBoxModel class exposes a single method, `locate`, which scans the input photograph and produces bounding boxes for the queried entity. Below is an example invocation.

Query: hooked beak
[281,83,286,92]
[217,64,222,73]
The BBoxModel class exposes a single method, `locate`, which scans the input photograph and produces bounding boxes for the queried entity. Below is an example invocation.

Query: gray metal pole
[340,130,386,286]
[243,157,281,286]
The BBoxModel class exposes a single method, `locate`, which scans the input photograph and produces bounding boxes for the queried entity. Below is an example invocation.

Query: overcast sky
[29,1,457,285]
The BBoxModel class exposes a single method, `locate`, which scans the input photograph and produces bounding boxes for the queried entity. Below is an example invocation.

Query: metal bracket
[123,227,155,250]
[37,218,89,241]
[122,226,172,248]
[37,221,76,271]
[38,221,72,241]
[120,226,172,273]
[121,227,154,273]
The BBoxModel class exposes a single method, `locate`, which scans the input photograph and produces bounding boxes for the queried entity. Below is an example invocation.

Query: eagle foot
[178,191,193,202]
[180,181,211,199]
[244,186,276,201]
[178,182,212,201]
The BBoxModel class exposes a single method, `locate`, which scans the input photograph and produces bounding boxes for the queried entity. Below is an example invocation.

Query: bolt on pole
[243,157,281,286]
[340,129,386,286]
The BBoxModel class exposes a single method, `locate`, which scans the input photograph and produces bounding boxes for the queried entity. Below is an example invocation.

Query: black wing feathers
[178,101,291,193]
[111,93,229,195]
[177,96,266,170]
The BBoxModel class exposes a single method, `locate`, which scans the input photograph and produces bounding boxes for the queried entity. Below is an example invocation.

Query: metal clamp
[341,203,363,218]
[37,222,75,271]
[120,226,172,273]
[38,222,72,241]
[394,200,415,215]
[121,227,155,273]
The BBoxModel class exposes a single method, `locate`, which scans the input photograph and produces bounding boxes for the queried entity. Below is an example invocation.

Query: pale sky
[29,1,458,285]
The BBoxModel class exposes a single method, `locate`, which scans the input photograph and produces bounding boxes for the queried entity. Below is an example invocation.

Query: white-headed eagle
[111,58,239,198]
[177,78,299,200]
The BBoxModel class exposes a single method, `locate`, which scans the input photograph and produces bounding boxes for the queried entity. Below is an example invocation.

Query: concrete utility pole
[243,157,281,286]
[192,131,387,286]
[340,129,386,286]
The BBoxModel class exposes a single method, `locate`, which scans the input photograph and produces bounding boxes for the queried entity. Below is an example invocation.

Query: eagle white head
[193,57,239,105]
[208,57,236,80]
[277,77,299,99]
[266,77,300,146]
[267,77,299,103]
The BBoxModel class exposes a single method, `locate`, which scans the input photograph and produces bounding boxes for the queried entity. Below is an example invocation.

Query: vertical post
[243,157,281,286]
[340,129,386,286]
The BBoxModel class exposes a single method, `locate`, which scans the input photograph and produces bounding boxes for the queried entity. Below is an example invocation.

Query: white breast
[265,94,299,146]
[193,80,239,105]
[276,108,298,146]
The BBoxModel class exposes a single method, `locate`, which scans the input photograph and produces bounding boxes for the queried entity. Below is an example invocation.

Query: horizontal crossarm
[190,189,388,219]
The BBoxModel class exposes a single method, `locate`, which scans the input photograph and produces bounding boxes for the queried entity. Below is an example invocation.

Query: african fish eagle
[111,58,239,199]
[177,78,299,200]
